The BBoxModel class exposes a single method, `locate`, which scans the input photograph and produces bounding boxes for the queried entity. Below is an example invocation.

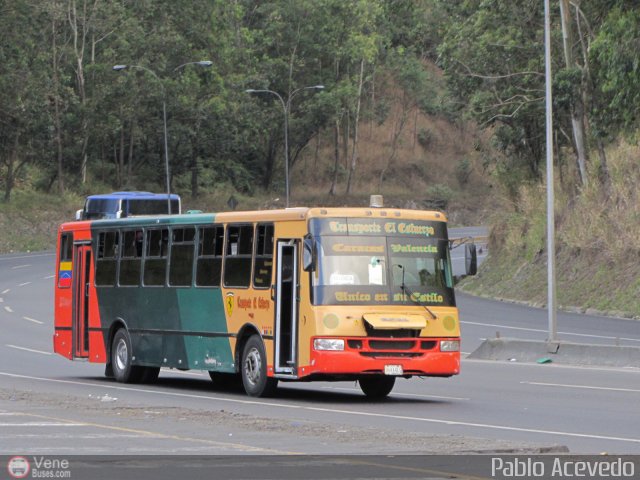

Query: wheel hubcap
[115,339,128,371]
[244,347,261,386]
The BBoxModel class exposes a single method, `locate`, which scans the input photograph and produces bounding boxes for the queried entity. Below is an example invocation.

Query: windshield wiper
[394,265,437,319]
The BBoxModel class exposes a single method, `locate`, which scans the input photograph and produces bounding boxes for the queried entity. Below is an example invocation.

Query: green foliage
[417,129,433,150]
[455,158,472,186]
[590,6,640,137]
[425,184,454,206]
[2,0,639,207]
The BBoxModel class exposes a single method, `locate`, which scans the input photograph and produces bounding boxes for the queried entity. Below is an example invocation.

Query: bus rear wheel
[241,335,278,397]
[111,329,144,383]
[359,376,396,399]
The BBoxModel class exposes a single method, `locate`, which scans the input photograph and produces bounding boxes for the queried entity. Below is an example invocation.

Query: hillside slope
[461,141,640,319]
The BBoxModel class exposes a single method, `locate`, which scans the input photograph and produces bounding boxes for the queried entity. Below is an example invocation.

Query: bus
[54,202,476,398]
[75,191,181,220]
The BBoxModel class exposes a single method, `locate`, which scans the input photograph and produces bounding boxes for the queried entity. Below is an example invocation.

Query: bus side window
[58,233,73,288]
[224,224,253,288]
[119,230,142,286]
[143,228,168,286]
[253,224,274,289]
[196,225,223,287]
[95,231,119,286]
[169,227,195,286]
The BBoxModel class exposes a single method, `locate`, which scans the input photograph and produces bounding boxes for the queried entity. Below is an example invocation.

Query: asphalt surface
[1,248,639,458]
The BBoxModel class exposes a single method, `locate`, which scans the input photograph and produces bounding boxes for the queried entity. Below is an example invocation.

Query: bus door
[274,240,298,376]
[72,243,92,358]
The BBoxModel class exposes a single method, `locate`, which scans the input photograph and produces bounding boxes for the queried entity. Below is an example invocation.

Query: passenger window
[144,228,169,286]
[196,225,224,287]
[119,230,142,286]
[58,233,73,288]
[169,227,195,286]
[253,224,274,289]
[95,231,119,286]
[223,225,253,288]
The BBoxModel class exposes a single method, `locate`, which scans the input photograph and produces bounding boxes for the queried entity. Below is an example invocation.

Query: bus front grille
[359,352,422,358]
[369,340,415,350]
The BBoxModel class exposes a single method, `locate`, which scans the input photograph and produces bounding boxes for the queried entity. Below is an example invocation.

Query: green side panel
[177,288,234,372]
[91,214,237,373]
[97,287,233,372]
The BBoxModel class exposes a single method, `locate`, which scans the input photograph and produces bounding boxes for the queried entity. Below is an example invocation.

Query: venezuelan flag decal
[58,261,72,288]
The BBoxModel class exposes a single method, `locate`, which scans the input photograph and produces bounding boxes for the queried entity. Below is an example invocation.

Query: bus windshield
[310,218,454,307]
[84,199,121,219]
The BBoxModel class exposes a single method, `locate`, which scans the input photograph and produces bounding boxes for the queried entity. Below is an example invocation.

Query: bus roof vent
[369,195,384,208]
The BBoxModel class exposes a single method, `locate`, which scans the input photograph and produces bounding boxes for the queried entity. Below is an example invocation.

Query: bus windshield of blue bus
[84,199,121,219]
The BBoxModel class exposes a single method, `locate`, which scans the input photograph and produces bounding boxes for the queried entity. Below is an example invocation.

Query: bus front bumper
[303,337,461,378]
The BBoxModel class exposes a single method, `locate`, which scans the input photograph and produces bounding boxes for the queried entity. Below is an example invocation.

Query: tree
[437,0,549,193]
[0,1,51,200]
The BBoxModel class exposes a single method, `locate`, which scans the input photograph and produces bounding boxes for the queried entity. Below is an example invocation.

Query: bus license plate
[384,365,403,376]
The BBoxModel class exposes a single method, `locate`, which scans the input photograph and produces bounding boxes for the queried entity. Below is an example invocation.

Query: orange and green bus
[54,204,476,397]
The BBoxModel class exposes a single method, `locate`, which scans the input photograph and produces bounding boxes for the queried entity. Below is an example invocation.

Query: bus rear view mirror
[465,243,478,276]
[303,235,316,272]
[75,209,83,221]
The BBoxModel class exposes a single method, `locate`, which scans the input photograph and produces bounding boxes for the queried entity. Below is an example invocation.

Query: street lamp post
[112,61,212,213]
[245,85,324,207]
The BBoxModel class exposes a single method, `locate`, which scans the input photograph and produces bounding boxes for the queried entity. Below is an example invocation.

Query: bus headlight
[313,338,345,351]
[440,340,460,352]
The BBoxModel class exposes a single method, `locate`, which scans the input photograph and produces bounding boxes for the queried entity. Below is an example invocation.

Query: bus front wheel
[241,335,278,397]
[359,376,395,399]
[111,329,144,383]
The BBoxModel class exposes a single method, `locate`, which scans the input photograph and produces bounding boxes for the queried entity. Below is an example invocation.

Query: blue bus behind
[76,192,181,220]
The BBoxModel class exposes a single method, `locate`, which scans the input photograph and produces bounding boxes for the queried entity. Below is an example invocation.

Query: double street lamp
[112,61,212,213]
[245,85,324,207]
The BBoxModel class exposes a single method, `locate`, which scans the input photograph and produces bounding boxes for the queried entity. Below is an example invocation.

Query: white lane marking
[0,422,87,427]
[11,264,31,270]
[4,306,13,313]
[0,253,55,261]
[462,320,640,343]
[18,282,31,287]
[1,289,10,294]
[319,386,470,401]
[5,345,52,356]
[522,381,640,394]
[43,275,55,280]
[1,371,639,445]
[22,317,44,325]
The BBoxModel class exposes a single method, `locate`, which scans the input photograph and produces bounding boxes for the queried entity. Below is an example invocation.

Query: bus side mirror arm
[465,243,478,276]
[302,235,316,272]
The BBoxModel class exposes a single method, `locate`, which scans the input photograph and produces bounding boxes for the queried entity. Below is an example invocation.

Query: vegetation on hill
[461,141,640,318]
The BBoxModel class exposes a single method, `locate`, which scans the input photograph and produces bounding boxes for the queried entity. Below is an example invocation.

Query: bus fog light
[440,340,460,352]
[314,339,345,351]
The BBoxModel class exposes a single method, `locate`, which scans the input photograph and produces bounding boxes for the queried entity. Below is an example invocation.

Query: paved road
[0,251,639,457]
